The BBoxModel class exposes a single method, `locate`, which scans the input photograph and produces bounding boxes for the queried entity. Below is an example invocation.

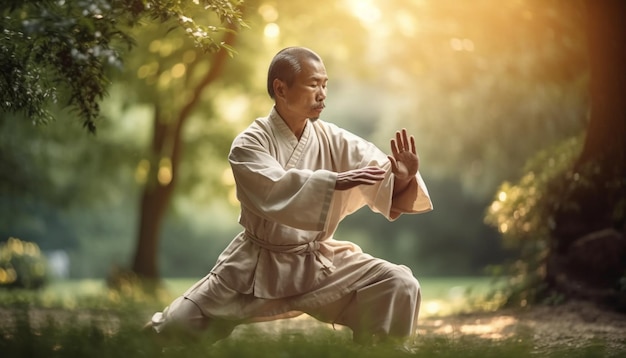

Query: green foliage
[146,0,247,53]
[484,135,583,307]
[0,306,621,358]
[0,112,143,255]
[0,0,246,132]
[0,237,48,290]
[1,0,137,131]
[105,265,172,303]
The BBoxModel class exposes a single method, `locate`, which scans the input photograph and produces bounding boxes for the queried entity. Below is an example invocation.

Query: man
[146,47,433,348]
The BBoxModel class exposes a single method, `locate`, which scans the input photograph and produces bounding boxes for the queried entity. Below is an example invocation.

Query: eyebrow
[309,75,328,82]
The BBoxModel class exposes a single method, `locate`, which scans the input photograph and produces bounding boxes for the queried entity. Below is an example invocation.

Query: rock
[566,228,625,287]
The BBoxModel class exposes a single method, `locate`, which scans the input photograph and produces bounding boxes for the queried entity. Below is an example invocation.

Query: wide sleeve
[386,171,433,220]
[229,139,337,232]
[356,155,433,220]
[323,124,432,221]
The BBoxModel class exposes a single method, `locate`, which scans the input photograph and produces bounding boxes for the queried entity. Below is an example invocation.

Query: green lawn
[27,276,498,317]
[0,277,621,358]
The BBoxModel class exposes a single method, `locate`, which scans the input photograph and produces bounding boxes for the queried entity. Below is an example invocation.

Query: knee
[383,265,420,296]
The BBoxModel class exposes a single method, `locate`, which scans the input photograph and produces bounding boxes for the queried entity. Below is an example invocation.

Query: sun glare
[158,157,173,185]
[347,0,381,24]
[258,3,279,22]
[259,3,280,40]
[264,23,280,39]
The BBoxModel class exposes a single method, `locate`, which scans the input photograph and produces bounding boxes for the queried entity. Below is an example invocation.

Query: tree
[0,0,245,132]
[545,0,625,307]
[1,0,246,283]
[485,0,625,310]
[128,12,243,281]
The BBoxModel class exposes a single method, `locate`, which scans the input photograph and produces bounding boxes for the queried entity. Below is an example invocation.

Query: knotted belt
[244,231,336,274]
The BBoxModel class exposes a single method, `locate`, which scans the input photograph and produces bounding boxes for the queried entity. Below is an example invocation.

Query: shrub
[484,135,582,307]
[0,237,48,289]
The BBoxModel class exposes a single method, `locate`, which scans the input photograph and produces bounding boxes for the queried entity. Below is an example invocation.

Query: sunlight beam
[346,0,381,25]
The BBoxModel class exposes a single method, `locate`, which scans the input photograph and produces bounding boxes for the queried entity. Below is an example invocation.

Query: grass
[0,310,617,358]
[0,276,498,316]
[0,277,621,357]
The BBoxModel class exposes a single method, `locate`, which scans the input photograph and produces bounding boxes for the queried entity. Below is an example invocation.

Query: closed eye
[310,82,327,89]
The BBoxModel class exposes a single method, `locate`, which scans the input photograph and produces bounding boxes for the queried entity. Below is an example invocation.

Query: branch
[178,27,238,128]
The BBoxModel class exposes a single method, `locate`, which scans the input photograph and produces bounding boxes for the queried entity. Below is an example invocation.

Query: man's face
[282,58,328,121]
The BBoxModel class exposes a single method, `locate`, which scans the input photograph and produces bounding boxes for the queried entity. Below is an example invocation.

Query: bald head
[267,47,323,99]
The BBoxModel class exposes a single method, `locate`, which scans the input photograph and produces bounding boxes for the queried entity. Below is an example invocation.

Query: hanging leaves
[0,0,246,132]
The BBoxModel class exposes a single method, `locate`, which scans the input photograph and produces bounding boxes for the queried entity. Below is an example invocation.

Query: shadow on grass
[0,306,618,358]
[0,281,622,358]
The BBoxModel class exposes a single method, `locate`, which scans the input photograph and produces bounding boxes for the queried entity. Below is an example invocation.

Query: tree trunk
[578,0,626,167]
[131,107,175,280]
[130,30,238,281]
[546,0,626,309]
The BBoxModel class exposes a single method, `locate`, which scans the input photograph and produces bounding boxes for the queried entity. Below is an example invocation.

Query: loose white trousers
[151,259,421,344]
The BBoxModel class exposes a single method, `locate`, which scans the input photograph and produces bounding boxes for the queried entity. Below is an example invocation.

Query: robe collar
[269,107,311,148]
[269,107,312,169]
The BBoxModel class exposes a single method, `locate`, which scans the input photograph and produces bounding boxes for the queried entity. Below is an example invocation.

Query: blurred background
[0,0,588,286]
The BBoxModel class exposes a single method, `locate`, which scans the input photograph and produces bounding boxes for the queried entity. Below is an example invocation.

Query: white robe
[184,108,432,321]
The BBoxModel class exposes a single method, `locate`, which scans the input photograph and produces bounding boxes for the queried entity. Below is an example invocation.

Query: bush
[0,237,48,289]
[484,135,582,307]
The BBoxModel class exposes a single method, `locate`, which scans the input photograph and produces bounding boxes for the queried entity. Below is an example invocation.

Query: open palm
[388,129,419,181]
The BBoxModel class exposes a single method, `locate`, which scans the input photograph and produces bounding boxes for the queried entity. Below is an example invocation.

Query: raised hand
[335,166,386,191]
[388,128,419,181]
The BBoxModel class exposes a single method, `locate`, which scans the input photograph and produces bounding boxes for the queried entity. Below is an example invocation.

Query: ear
[273,79,286,100]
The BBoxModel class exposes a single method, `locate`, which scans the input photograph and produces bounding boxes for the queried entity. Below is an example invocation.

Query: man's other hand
[335,166,386,191]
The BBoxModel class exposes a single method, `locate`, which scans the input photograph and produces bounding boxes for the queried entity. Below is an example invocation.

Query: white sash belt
[245,231,335,275]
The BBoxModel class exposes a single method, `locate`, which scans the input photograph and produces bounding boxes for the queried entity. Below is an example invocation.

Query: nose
[317,86,326,101]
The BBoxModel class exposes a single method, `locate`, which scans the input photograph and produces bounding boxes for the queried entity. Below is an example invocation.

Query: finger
[387,155,398,172]
[410,134,416,154]
[355,178,380,186]
[364,173,385,181]
[355,171,384,183]
[365,165,386,173]
[390,138,399,156]
[360,168,385,179]
[401,128,410,151]
[352,167,384,178]
[396,131,403,151]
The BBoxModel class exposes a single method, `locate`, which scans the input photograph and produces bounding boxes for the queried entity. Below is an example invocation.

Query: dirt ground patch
[2,300,625,353]
[236,300,626,353]
[417,300,626,352]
